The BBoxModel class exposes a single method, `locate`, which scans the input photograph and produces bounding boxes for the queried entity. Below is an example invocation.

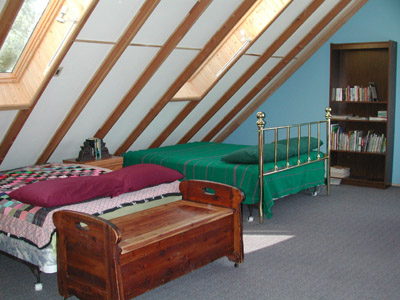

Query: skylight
[172,0,291,101]
[0,0,49,73]
[0,0,97,109]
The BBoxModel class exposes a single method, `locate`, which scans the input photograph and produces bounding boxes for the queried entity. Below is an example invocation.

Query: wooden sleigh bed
[0,162,184,289]
[122,108,332,222]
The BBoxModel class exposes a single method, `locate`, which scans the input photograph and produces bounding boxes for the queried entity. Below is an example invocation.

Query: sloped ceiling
[0,0,367,171]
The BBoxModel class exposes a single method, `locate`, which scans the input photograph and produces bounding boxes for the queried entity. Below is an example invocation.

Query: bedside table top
[63,156,123,170]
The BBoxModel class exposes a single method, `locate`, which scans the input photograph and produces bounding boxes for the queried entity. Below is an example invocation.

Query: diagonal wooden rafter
[94,0,213,140]
[150,0,304,148]
[115,0,257,156]
[206,0,361,142]
[0,0,24,49]
[0,0,99,165]
[172,0,324,146]
[214,0,369,143]
[35,0,161,164]
[213,0,369,143]
[150,100,197,148]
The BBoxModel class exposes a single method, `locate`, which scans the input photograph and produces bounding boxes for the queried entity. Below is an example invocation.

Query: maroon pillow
[8,175,123,208]
[102,164,183,193]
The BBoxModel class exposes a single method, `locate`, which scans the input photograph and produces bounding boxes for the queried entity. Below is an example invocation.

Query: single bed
[122,108,332,222]
[0,162,183,289]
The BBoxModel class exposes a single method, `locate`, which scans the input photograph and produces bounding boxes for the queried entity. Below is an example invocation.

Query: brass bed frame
[256,107,332,223]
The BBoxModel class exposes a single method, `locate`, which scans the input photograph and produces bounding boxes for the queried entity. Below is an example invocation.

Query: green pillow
[276,137,323,156]
[221,143,287,164]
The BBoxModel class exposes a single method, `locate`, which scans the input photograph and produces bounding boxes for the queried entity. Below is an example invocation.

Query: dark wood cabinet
[329,41,397,188]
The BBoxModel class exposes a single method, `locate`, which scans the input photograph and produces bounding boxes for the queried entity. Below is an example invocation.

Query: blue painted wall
[225,0,400,185]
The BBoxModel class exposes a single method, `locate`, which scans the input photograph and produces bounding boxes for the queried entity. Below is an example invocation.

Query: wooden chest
[53,180,244,300]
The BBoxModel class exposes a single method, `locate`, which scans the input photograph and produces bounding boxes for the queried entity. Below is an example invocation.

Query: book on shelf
[331,115,368,121]
[330,177,342,185]
[86,138,103,160]
[331,165,350,178]
[331,114,351,120]
[331,83,378,102]
[368,82,378,101]
[330,126,386,153]
[369,116,387,121]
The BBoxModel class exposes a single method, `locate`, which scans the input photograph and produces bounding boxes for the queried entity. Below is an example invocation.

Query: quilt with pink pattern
[0,163,180,249]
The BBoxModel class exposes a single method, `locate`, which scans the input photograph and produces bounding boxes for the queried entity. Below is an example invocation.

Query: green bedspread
[122,142,325,218]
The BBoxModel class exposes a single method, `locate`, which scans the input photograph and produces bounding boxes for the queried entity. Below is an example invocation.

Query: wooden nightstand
[63,156,123,170]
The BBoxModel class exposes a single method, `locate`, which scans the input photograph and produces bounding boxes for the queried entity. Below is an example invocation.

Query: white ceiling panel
[77,0,145,42]
[104,48,198,152]
[132,0,198,46]
[178,0,242,49]
[133,101,187,150]
[191,57,281,142]
[53,44,159,160]
[3,42,111,168]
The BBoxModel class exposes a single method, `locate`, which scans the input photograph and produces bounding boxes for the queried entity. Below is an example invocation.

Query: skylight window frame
[172,0,292,102]
[0,0,62,82]
[0,0,98,110]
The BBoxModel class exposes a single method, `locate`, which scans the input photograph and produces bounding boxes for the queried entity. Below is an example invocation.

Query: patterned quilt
[0,163,181,249]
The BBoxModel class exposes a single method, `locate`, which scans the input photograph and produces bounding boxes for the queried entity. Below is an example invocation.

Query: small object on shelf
[377,110,387,118]
[369,116,387,121]
[331,166,350,178]
[77,138,111,162]
[368,82,378,101]
[330,178,342,185]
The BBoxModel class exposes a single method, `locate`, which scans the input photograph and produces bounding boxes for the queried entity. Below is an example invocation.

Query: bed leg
[0,251,43,291]
[28,265,43,291]
[247,204,254,222]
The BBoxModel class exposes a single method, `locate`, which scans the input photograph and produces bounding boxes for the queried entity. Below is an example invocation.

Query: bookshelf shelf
[329,41,397,189]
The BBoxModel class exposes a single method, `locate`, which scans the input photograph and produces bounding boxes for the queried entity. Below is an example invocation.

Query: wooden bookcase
[329,41,397,189]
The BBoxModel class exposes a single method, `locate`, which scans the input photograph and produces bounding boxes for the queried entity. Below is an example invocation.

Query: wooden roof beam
[94,0,213,140]
[176,0,324,145]
[115,0,257,155]
[207,0,359,142]
[214,0,368,142]
[151,0,301,148]
[35,0,161,164]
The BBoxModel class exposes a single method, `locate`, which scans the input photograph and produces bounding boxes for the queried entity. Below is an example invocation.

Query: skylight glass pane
[0,0,49,73]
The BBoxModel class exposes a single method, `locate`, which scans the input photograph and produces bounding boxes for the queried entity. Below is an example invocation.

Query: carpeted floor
[1,184,399,300]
